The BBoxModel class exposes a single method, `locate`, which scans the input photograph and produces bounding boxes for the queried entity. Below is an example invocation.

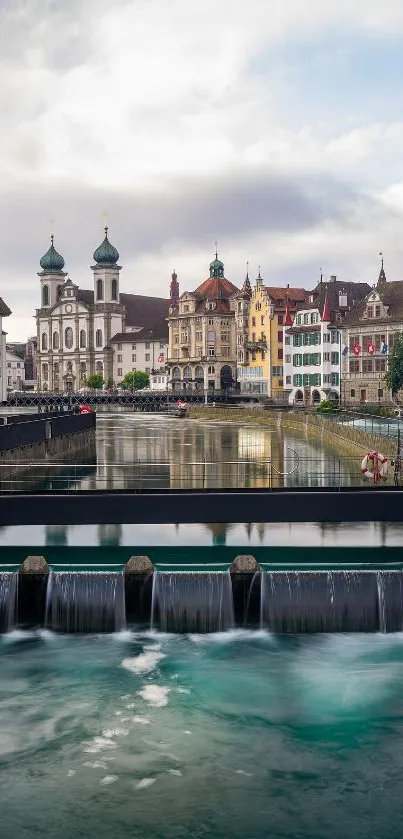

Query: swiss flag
[367,343,375,355]
[353,344,361,356]
[157,353,164,363]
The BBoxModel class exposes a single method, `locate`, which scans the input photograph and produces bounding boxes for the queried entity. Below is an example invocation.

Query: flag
[342,344,348,356]
[353,344,361,356]
[368,343,375,355]
[157,353,164,363]
[381,342,388,354]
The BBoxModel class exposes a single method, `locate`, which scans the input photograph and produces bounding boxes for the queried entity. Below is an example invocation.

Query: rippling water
[1,630,403,838]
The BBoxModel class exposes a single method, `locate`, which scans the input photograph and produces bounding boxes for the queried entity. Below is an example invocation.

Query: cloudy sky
[2,0,403,340]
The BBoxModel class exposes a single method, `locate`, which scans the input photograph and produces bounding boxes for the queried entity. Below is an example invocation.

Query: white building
[0,299,12,402]
[150,371,169,390]
[109,326,168,383]
[36,230,169,391]
[6,350,25,393]
[283,278,370,406]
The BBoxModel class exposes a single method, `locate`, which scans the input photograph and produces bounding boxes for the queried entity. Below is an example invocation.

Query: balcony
[245,340,267,353]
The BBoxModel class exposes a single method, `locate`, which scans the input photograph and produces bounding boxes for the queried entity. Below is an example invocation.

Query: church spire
[378,251,387,286]
[170,269,179,306]
[240,262,252,298]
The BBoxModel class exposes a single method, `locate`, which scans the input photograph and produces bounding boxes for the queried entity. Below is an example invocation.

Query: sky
[2,0,403,341]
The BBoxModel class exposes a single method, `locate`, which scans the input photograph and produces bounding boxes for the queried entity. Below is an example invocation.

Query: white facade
[284,308,340,405]
[150,372,169,390]
[36,232,169,392]
[111,335,168,383]
[6,350,25,392]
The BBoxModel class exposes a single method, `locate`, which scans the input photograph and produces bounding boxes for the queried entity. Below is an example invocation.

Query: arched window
[208,365,215,375]
[65,327,73,349]
[96,329,103,348]
[184,365,191,379]
[96,360,103,372]
[42,285,49,306]
[42,363,48,377]
[195,365,203,379]
[67,361,73,373]
[80,329,86,348]
[53,331,59,350]
[41,332,47,351]
[96,279,103,301]
[172,366,181,379]
[111,278,118,301]
[53,362,59,374]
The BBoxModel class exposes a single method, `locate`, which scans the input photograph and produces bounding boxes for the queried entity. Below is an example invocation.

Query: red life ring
[79,405,91,414]
[361,451,388,483]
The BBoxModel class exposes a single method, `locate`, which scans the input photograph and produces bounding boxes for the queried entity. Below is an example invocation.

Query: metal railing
[0,454,389,493]
[336,411,401,439]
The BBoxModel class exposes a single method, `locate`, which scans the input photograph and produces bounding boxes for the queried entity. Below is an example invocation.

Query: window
[80,329,86,348]
[96,279,103,301]
[7,377,11,386]
[145,353,150,361]
[285,336,290,345]
[41,332,48,350]
[375,335,386,352]
[375,305,381,317]
[350,389,355,397]
[362,359,373,373]
[208,348,215,357]
[278,315,283,325]
[208,319,214,326]
[222,347,230,356]
[323,352,330,362]
[208,365,215,374]
[96,361,103,372]
[64,326,73,350]
[292,334,302,347]
[184,304,189,313]
[331,372,339,386]
[303,314,309,324]
[111,279,118,301]
[196,331,202,342]
[132,344,136,350]
[366,306,373,318]
[331,352,339,365]
[323,334,330,343]
[95,329,103,348]
[252,317,256,327]
[174,334,179,344]
[53,331,59,350]
[331,330,339,343]
[145,342,150,349]
[42,285,49,306]
[293,374,303,387]
[293,354,303,367]
[117,368,122,377]
[378,388,384,398]
[132,366,137,372]
[285,354,291,363]
[277,331,283,343]
[349,335,360,351]
[7,362,10,368]
[261,316,265,325]
[132,354,136,362]
[54,362,59,374]
[117,343,122,350]
[278,349,283,360]
[349,359,360,373]
[221,333,230,343]
[375,358,386,372]
[272,366,283,376]
[286,375,291,384]
[117,354,122,362]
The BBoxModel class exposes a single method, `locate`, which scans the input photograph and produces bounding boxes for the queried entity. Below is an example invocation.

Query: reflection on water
[1,631,403,838]
[0,520,402,549]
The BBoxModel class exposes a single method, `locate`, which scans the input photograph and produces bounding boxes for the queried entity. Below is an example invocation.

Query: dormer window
[367,306,373,318]
[339,292,348,307]
[375,305,381,317]
[206,300,215,311]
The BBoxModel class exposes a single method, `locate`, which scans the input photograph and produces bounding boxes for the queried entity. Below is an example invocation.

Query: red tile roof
[192,276,239,299]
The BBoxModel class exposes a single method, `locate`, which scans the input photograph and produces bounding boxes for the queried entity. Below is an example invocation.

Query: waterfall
[260,571,383,633]
[0,573,18,632]
[151,572,235,633]
[46,572,126,633]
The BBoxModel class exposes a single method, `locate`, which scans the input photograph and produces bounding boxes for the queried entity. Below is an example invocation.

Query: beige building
[341,262,401,406]
[167,253,239,391]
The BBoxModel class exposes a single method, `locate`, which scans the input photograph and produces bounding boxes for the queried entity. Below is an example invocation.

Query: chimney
[330,275,337,282]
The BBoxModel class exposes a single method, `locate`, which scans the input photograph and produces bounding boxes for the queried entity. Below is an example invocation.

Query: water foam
[138,685,170,707]
[121,651,165,674]
[136,778,156,790]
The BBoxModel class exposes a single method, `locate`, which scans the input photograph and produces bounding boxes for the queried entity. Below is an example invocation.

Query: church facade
[35,229,169,391]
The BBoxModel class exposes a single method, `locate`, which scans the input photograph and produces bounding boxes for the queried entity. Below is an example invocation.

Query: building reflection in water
[45,525,68,546]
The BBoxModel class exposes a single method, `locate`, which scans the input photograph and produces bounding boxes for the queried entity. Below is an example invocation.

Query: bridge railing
[0,454,378,493]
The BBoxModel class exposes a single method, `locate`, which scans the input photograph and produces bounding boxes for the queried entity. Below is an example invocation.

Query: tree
[85,373,104,390]
[385,334,403,395]
[120,370,149,390]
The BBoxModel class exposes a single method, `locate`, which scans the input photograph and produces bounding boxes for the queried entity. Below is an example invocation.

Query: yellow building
[237,273,306,398]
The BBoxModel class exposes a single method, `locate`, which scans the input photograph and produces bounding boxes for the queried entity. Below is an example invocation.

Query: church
[36,229,169,391]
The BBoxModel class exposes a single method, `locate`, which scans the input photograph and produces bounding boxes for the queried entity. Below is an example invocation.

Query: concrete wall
[187,405,397,458]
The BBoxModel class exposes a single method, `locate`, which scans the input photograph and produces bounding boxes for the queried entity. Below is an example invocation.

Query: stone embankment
[187,406,397,458]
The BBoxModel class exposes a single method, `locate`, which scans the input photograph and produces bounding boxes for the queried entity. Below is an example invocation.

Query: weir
[151,571,235,633]
[0,573,18,632]
[1,566,403,633]
[45,572,126,633]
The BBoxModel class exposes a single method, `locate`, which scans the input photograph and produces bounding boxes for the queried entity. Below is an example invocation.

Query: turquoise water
[1,630,403,838]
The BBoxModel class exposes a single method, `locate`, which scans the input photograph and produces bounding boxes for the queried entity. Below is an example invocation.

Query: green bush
[316,400,335,414]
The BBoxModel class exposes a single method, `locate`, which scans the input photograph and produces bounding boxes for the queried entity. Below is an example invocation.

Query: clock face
[65,304,72,314]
